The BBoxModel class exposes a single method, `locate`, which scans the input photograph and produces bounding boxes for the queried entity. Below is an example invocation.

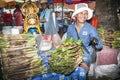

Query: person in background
[68,11,75,24]
[66,3,103,79]
[55,11,60,18]
[39,0,51,34]
[90,11,99,28]
[13,5,24,26]
[55,11,62,28]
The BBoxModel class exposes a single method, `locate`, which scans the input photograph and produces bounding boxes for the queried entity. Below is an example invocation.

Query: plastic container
[13,26,23,33]
[28,28,38,34]
[2,26,12,30]
[2,26,12,34]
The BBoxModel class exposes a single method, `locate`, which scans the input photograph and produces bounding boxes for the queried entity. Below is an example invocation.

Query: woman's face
[76,10,88,23]
[41,3,47,10]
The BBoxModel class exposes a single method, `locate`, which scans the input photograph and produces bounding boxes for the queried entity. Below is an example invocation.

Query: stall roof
[0,0,39,8]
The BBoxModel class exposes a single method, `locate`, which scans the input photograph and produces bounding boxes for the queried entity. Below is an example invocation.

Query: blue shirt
[40,8,51,33]
[67,22,103,66]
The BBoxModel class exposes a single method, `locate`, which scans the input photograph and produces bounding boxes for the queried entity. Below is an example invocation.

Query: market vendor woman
[67,3,103,77]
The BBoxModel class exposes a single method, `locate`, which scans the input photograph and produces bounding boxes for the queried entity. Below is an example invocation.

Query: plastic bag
[117,51,120,67]
[97,46,119,65]
[39,35,52,51]
[95,64,120,79]
[52,33,62,47]
[35,34,42,49]
[88,63,96,77]
[31,67,86,80]
[45,12,59,35]
[62,32,67,42]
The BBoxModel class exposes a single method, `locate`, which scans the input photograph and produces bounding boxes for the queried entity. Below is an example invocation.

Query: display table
[30,51,87,80]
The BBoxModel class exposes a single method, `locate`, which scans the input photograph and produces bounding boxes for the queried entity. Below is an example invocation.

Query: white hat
[72,3,93,20]
[40,0,48,4]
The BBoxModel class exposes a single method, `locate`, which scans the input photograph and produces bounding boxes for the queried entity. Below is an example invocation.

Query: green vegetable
[47,38,83,75]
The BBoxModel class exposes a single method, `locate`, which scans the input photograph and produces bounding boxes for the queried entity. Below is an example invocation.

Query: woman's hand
[79,62,89,72]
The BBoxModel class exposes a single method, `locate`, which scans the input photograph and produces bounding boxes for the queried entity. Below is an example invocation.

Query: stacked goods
[97,28,120,49]
[48,38,84,75]
[97,27,105,42]
[0,34,47,80]
[103,29,114,48]
[112,31,120,49]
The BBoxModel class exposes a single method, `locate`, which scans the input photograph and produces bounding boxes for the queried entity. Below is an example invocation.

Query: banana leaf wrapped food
[0,34,47,80]
[112,31,120,49]
[97,28,120,49]
[0,33,36,48]
[47,38,84,75]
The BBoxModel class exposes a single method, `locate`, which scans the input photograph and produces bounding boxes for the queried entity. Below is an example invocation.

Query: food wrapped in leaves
[112,31,120,49]
[97,28,120,49]
[0,33,36,48]
[47,38,84,75]
[0,34,47,80]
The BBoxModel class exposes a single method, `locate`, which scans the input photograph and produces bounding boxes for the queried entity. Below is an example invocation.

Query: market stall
[0,1,86,80]
[1,0,120,80]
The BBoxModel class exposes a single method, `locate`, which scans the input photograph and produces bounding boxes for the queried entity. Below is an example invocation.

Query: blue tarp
[31,67,86,80]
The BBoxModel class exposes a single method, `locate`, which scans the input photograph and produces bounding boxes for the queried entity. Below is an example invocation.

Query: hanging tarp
[68,0,91,4]
[15,0,39,3]
[48,0,92,4]
[48,0,65,3]
[54,0,66,3]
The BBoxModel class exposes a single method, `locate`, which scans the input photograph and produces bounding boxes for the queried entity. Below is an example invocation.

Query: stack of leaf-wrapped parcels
[97,27,120,49]
[0,34,47,80]
[47,38,84,75]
